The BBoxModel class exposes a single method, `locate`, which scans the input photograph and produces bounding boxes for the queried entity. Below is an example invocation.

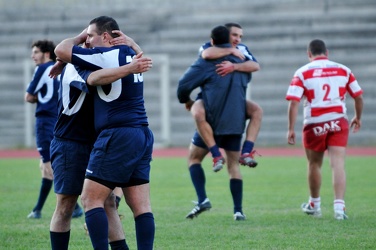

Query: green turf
[0,156,375,249]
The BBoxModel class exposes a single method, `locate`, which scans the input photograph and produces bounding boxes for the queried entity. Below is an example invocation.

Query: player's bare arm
[87,52,153,86]
[287,100,299,145]
[24,92,37,103]
[202,47,245,60]
[184,99,195,111]
[49,59,67,79]
[216,60,260,77]
[350,94,363,133]
[110,30,142,55]
[55,28,88,63]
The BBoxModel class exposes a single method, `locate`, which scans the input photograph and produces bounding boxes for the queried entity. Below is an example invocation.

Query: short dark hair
[308,39,327,56]
[89,16,120,38]
[31,40,56,61]
[224,22,242,30]
[211,25,230,45]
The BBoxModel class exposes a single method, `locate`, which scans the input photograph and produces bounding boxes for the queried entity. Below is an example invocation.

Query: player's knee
[191,100,206,121]
[104,192,117,209]
[247,104,263,120]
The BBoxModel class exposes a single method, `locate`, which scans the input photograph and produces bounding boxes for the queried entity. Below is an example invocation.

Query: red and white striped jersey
[286,56,363,124]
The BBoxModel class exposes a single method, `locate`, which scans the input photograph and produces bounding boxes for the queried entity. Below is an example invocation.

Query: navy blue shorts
[191,131,242,151]
[36,117,56,162]
[86,126,154,188]
[50,137,92,195]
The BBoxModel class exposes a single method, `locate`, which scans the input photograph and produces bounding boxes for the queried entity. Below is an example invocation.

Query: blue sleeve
[71,46,103,71]
[198,41,212,56]
[26,64,48,94]
[238,44,258,62]
[177,59,207,103]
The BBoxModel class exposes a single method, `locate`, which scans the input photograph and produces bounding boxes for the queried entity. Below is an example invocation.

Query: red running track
[0,147,374,159]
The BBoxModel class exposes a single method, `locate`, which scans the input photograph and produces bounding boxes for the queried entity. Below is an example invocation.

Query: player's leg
[225,149,246,221]
[239,100,262,168]
[223,135,245,220]
[191,99,224,171]
[186,139,212,219]
[113,187,123,209]
[327,117,349,220]
[123,184,154,250]
[28,118,54,218]
[28,161,53,219]
[104,191,129,249]
[49,138,89,249]
[117,126,154,249]
[300,122,326,217]
[328,146,348,220]
[301,148,324,217]
[81,179,113,249]
[50,194,79,250]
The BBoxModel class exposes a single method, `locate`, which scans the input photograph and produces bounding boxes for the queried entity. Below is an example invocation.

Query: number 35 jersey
[286,56,363,124]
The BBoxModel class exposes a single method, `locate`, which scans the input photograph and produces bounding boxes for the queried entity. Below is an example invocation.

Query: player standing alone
[286,39,363,220]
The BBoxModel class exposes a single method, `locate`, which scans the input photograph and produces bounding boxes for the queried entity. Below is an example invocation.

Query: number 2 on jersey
[322,83,331,101]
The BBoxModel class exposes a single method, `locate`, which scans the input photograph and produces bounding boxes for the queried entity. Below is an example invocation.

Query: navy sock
[33,178,52,211]
[209,145,221,158]
[50,231,70,250]
[74,203,80,210]
[241,140,254,155]
[230,179,243,214]
[85,207,108,250]
[135,212,155,250]
[189,164,207,203]
[109,239,129,250]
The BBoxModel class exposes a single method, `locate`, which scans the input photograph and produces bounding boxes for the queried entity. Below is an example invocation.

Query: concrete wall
[0,0,375,149]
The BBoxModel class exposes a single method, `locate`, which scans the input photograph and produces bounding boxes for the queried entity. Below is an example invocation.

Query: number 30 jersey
[286,56,363,124]
[71,45,149,132]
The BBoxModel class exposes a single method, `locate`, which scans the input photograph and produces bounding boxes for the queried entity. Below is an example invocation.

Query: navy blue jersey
[26,61,59,118]
[71,45,148,132]
[199,42,258,62]
[53,63,96,144]
[178,44,251,135]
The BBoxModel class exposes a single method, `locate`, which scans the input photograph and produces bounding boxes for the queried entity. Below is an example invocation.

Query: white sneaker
[334,210,348,220]
[301,202,322,218]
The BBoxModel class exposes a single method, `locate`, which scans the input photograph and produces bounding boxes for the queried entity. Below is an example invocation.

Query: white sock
[310,196,321,209]
[334,199,345,213]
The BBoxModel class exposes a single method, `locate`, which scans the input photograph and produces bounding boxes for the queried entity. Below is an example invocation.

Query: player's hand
[129,52,153,74]
[185,100,194,111]
[350,117,361,133]
[287,130,296,145]
[216,61,235,76]
[231,48,245,60]
[49,60,66,78]
[110,30,132,46]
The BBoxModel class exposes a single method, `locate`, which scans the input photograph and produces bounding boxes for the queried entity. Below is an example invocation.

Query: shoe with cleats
[334,209,348,220]
[233,212,246,221]
[27,210,41,219]
[301,202,322,218]
[212,156,225,172]
[186,198,212,219]
[239,150,258,168]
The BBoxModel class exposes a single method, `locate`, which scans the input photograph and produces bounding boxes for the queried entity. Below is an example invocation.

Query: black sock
[33,178,53,211]
[230,179,243,214]
[189,164,207,203]
[110,239,129,250]
[135,212,155,250]
[50,231,70,250]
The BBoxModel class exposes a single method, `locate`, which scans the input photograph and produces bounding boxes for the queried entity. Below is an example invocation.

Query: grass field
[0,155,375,249]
